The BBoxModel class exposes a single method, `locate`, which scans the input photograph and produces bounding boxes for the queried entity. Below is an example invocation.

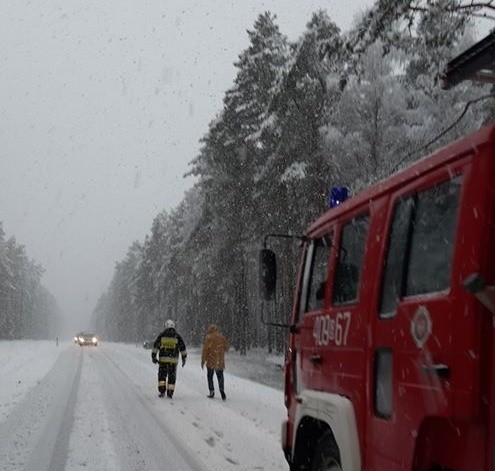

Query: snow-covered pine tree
[105,241,142,342]
[252,12,346,350]
[0,223,57,340]
[186,13,291,352]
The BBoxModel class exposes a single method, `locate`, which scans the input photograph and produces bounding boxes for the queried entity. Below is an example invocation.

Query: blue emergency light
[328,186,349,208]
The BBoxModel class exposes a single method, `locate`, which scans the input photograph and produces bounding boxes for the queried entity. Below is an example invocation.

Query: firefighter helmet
[165,319,175,329]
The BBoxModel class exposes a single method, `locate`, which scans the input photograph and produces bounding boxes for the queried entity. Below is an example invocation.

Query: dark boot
[158,392,165,398]
[207,391,215,398]
[167,391,173,398]
[220,391,226,401]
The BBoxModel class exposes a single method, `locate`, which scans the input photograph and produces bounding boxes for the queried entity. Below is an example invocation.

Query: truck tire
[311,431,342,471]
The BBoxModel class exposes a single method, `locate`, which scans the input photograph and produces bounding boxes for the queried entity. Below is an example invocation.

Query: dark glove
[152,357,158,364]
[182,357,186,367]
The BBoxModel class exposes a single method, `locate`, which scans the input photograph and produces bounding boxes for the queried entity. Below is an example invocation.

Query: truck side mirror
[259,248,277,301]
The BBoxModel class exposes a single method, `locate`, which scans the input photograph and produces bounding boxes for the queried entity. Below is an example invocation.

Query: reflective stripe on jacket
[152,328,187,365]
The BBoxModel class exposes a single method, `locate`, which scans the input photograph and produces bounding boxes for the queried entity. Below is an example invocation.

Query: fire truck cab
[260,33,495,471]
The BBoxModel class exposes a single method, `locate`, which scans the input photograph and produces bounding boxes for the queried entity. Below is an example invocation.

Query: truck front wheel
[311,431,342,471]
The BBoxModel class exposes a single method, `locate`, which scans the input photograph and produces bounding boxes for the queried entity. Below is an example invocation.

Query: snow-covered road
[0,341,289,471]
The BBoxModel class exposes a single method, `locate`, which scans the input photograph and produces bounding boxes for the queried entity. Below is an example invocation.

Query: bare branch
[457,3,495,11]
[409,1,495,12]
[471,12,495,20]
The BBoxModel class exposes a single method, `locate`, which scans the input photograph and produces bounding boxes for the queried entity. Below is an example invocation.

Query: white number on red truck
[313,312,351,347]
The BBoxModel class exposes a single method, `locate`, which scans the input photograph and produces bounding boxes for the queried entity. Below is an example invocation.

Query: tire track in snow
[95,348,208,471]
[0,346,82,471]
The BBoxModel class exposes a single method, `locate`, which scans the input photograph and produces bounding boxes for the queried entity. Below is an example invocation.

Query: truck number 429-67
[313,312,352,347]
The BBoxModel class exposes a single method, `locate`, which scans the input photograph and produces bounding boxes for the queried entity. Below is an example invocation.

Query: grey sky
[3,0,487,335]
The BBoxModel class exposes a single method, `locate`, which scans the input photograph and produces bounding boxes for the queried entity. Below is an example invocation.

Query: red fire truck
[260,33,495,470]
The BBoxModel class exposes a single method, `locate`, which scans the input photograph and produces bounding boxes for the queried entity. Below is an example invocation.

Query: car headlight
[92,337,97,343]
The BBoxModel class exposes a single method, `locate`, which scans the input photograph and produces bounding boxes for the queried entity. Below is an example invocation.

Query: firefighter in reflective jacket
[151,319,187,398]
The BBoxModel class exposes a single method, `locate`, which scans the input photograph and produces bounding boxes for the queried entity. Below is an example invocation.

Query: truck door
[323,212,370,417]
[367,174,474,470]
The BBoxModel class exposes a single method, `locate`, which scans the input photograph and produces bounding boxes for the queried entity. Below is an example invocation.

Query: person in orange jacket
[201,324,229,400]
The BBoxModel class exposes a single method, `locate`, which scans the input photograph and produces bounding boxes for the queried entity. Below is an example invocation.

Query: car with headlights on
[77,332,98,346]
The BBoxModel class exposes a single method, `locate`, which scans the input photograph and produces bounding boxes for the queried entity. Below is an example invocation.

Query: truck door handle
[308,354,323,365]
[422,363,450,379]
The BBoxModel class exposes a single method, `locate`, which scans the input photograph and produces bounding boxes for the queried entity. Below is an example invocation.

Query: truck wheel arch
[291,391,361,471]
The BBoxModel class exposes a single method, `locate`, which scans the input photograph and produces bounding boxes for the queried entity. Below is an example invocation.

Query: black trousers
[207,368,225,393]
[158,363,177,394]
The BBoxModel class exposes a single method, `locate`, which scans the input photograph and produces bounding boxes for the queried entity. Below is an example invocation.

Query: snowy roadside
[174,345,285,391]
[221,347,285,390]
[0,340,63,423]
